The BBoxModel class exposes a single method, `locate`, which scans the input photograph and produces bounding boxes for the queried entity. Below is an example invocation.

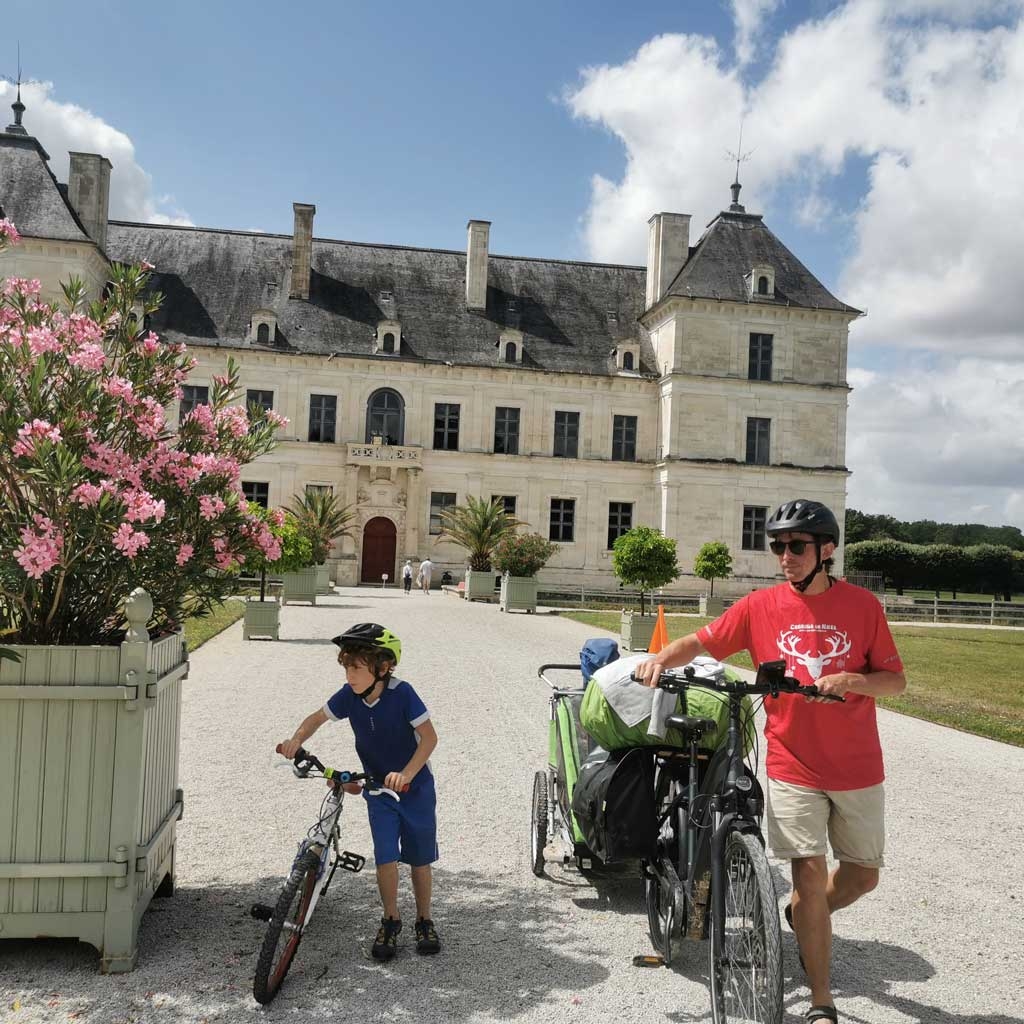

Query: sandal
[806,1006,838,1023]
[784,903,806,973]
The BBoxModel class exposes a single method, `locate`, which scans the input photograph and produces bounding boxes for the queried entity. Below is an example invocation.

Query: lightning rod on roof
[725,119,754,212]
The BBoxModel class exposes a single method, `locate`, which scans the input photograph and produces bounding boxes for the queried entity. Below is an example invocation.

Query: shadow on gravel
[0,866,610,1022]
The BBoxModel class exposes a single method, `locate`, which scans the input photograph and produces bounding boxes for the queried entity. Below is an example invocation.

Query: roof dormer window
[374,319,402,356]
[749,264,775,299]
[249,309,277,345]
[498,328,522,364]
[613,342,640,373]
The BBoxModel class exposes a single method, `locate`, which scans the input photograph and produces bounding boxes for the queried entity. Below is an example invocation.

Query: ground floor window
[742,505,768,550]
[549,498,576,542]
[607,502,633,549]
[242,481,270,508]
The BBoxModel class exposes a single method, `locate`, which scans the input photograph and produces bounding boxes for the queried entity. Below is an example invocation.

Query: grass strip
[183,600,246,651]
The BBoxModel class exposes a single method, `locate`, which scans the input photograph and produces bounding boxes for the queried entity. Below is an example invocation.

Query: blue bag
[580,638,619,683]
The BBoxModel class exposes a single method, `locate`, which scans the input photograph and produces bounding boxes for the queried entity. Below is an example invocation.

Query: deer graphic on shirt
[777,630,852,681]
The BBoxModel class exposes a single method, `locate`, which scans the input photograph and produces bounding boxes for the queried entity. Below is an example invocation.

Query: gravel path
[3,587,1023,1024]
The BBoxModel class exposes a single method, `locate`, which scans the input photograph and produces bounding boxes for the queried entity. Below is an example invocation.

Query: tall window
[748,333,773,381]
[549,498,575,542]
[366,388,404,444]
[742,506,768,551]
[553,411,579,458]
[429,491,456,535]
[504,341,517,363]
[745,417,770,465]
[309,394,337,443]
[246,389,273,419]
[622,351,634,370]
[241,481,269,508]
[433,403,460,451]
[611,415,637,461]
[607,502,633,550]
[306,483,333,497]
[179,384,208,419]
[757,276,769,295]
[256,323,270,344]
[491,495,517,516]
[382,332,396,353]
[494,406,520,455]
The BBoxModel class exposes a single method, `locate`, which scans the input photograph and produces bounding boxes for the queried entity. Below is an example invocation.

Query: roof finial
[725,119,753,213]
[5,45,28,135]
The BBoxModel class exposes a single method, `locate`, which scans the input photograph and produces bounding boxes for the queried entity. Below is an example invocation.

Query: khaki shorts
[766,778,885,868]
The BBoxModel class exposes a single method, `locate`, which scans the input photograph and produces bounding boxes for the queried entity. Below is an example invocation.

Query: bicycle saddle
[665,714,717,738]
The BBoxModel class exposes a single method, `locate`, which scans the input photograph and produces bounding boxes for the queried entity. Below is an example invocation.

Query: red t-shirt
[697,580,903,791]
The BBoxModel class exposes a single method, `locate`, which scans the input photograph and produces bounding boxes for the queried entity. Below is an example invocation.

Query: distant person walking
[402,560,414,595]
[417,557,433,595]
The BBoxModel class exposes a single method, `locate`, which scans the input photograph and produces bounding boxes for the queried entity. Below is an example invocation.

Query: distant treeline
[845,509,1024,550]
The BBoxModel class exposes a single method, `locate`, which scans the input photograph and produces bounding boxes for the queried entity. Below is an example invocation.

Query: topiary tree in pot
[438,496,523,600]
[275,512,319,605]
[284,489,354,594]
[493,531,556,613]
[694,540,733,598]
[611,526,680,650]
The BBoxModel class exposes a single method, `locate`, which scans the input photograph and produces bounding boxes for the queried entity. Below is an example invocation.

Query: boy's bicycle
[250,745,400,1004]
[641,659,843,1024]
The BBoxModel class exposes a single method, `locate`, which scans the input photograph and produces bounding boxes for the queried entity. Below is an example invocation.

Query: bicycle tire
[530,770,548,877]
[645,767,683,963]
[709,831,783,1024]
[253,848,321,1005]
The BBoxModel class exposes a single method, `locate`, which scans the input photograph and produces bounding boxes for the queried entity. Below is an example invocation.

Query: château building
[1,95,857,592]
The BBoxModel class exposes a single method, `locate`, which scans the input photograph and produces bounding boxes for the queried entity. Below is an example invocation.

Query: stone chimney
[465,219,490,311]
[289,202,316,300]
[68,152,113,253]
[645,212,691,309]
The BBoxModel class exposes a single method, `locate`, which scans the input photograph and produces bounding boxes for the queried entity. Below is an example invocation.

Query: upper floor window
[429,491,456,535]
[757,276,769,295]
[549,498,576,542]
[257,323,270,344]
[742,506,768,551]
[494,406,520,455]
[491,495,517,516]
[622,351,634,370]
[748,333,773,382]
[504,341,517,363]
[612,415,637,462]
[382,332,396,354]
[553,411,579,459]
[309,394,337,444]
[366,388,404,445]
[306,483,333,497]
[433,403,460,451]
[241,481,269,509]
[745,417,770,465]
[608,502,633,550]
[246,388,274,417]
[180,384,209,419]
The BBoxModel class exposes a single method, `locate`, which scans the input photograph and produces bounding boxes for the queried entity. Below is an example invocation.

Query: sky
[3,0,1023,530]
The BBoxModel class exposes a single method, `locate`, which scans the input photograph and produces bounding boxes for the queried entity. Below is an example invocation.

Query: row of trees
[845,509,1024,550]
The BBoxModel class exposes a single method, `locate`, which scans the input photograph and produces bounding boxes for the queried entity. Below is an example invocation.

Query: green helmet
[331,622,402,665]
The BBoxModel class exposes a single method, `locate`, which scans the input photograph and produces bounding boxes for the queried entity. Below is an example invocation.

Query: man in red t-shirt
[636,499,905,1024]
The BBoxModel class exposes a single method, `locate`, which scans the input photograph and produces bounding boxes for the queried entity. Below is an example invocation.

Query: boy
[280,622,440,960]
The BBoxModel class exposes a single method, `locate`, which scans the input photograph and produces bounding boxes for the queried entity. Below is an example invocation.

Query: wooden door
[360,517,397,584]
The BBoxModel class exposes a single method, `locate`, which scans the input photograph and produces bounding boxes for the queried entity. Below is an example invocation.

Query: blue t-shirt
[323,677,432,790]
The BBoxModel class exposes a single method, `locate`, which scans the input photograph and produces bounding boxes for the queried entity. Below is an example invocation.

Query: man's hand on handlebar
[809,671,862,702]
[632,658,664,688]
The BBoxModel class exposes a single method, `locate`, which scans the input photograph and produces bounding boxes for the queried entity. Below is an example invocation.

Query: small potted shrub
[438,496,521,601]
[493,531,556,613]
[241,503,287,640]
[611,526,680,650]
[278,513,319,605]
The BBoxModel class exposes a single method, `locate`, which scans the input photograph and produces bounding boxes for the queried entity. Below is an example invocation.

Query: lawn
[182,599,246,651]
[563,611,1024,747]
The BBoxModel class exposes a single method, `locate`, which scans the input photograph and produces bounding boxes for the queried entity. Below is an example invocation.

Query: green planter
[499,574,538,613]
[621,610,658,651]
[464,569,495,602]
[243,598,280,641]
[315,564,332,596]
[281,567,319,606]
[699,595,724,617]
[0,588,186,973]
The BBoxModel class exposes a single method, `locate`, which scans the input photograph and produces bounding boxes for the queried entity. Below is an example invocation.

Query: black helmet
[331,622,402,665]
[766,499,840,546]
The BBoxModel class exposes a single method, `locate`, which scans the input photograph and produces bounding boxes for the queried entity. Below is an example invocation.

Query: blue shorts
[365,777,438,867]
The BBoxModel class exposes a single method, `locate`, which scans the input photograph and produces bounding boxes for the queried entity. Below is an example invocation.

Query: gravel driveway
[3,587,1023,1024]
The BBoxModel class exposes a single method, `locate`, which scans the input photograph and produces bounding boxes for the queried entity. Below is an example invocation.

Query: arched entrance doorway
[360,517,397,584]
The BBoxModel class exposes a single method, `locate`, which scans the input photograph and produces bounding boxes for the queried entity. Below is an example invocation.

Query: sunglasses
[769,539,815,556]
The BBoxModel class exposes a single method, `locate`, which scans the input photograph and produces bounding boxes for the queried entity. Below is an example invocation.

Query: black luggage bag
[570,746,657,864]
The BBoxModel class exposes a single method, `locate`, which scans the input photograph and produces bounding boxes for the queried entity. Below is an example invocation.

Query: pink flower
[27,326,61,357]
[270,509,286,527]
[266,410,290,429]
[14,515,64,579]
[140,259,155,272]
[101,376,135,402]
[68,343,106,371]
[138,331,161,355]
[198,495,226,520]
[217,405,250,439]
[123,489,166,524]
[13,419,62,457]
[175,543,194,566]
[0,218,21,244]
[2,277,40,297]
[72,482,104,506]
[112,523,150,559]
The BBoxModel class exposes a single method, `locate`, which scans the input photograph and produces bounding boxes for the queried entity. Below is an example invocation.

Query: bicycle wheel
[530,770,548,877]
[253,849,321,1005]
[645,768,682,963]
[709,831,783,1024]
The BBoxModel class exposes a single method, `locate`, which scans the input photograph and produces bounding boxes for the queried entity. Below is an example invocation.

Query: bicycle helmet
[766,499,840,592]
[331,622,402,665]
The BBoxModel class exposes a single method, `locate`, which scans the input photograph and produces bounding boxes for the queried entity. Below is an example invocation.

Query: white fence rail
[882,596,1023,626]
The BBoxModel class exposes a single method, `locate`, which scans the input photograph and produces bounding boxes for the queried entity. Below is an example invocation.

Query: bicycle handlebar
[275,744,408,795]
[634,662,845,702]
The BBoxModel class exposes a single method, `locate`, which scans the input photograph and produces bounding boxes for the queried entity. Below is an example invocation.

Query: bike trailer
[579,654,756,754]
[570,746,657,864]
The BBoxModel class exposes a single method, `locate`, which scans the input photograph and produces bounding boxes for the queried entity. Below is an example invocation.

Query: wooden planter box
[463,570,495,602]
[315,564,332,596]
[699,595,725,617]
[0,589,187,973]
[243,598,280,641]
[621,610,658,651]
[499,574,538,613]
[281,567,318,606]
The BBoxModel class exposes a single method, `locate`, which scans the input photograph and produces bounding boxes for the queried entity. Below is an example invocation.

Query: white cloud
[0,81,192,226]
[731,0,782,66]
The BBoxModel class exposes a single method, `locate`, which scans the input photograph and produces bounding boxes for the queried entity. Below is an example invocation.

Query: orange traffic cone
[648,604,669,654]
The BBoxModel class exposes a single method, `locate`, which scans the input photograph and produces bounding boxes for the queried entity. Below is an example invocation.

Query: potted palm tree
[494,532,556,613]
[612,526,680,650]
[437,496,522,601]
[284,490,355,599]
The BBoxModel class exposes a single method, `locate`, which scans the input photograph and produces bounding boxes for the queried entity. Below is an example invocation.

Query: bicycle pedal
[250,903,273,922]
[338,850,365,873]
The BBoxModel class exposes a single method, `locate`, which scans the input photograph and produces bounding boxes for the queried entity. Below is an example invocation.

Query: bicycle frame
[297,787,348,926]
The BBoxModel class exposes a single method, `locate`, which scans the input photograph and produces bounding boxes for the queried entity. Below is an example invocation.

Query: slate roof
[0,130,93,244]
[105,222,654,377]
[662,209,860,315]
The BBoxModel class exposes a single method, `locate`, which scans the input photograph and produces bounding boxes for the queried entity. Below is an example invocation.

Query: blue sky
[5,1,1024,528]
